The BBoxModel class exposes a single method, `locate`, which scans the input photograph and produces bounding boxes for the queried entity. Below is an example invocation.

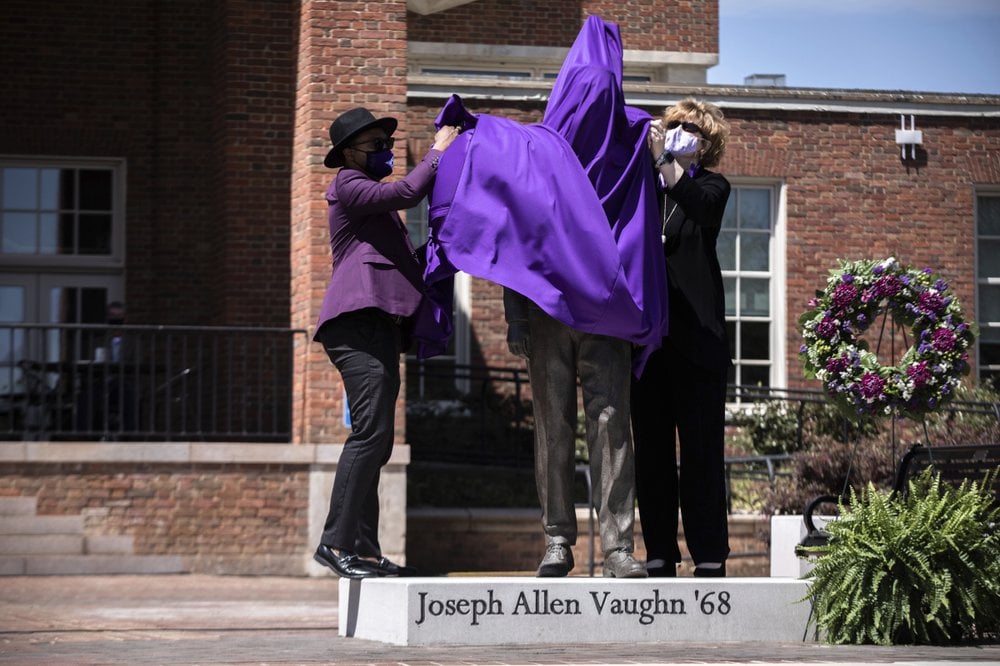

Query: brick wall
[0,1,295,327]
[1,462,309,574]
[292,0,413,443]
[408,0,719,53]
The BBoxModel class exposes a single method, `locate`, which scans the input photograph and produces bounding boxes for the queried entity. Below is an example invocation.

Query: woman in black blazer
[632,98,732,577]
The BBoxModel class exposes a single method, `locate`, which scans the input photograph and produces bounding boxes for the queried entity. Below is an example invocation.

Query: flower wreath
[799,257,977,421]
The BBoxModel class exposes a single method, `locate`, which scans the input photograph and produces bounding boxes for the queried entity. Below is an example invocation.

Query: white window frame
[975,188,1000,389]
[1,157,127,270]
[723,180,786,407]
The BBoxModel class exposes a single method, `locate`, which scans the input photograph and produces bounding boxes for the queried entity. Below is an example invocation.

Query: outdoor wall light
[895,114,923,160]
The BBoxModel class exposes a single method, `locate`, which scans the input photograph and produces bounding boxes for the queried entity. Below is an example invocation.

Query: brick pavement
[1,575,998,665]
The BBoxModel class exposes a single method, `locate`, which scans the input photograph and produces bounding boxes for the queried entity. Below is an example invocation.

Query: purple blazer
[313,149,442,341]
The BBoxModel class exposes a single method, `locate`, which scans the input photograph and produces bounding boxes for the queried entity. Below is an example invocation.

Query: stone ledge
[0,442,410,466]
[340,577,811,645]
[1,554,186,575]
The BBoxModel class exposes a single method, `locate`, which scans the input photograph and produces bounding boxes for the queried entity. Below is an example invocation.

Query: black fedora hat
[324,107,398,168]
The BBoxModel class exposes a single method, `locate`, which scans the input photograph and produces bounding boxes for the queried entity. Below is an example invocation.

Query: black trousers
[317,309,402,558]
[631,347,730,565]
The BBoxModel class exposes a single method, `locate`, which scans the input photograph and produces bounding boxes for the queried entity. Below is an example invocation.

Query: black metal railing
[404,362,1000,509]
[0,324,308,442]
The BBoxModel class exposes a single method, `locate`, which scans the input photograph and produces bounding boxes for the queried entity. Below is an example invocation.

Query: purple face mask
[364,149,394,179]
[662,126,701,156]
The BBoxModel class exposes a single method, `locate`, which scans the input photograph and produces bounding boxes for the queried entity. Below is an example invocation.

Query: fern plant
[804,468,1000,645]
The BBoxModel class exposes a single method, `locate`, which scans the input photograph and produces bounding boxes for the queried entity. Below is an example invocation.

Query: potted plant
[803,469,1000,644]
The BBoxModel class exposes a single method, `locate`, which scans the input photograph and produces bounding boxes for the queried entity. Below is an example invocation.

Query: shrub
[760,434,894,516]
[804,469,1000,645]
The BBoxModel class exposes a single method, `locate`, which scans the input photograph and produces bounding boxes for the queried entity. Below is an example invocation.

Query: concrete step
[0,554,186,575]
[85,534,135,555]
[0,496,38,516]
[339,576,812,645]
[0,514,84,535]
[0,533,85,555]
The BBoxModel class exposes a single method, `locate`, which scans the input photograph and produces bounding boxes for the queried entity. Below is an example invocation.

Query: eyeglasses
[666,120,703,136]
[349,137,395,152]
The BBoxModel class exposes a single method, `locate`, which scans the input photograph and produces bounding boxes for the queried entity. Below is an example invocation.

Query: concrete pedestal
[339,576,811,645]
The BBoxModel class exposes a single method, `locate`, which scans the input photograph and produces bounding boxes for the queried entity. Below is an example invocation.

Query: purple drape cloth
[415,16,668,368]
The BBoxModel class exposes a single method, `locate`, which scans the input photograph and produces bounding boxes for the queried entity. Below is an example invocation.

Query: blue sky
[709,0,1000,94]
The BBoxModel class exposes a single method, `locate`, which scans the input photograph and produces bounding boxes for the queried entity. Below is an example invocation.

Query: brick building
[2,1,999,575]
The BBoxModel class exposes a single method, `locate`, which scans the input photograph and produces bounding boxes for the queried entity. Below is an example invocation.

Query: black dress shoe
[314,544,377,579]
[372,556,418,577]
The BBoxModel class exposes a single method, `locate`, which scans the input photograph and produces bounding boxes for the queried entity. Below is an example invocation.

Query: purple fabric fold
[415,16,668,369]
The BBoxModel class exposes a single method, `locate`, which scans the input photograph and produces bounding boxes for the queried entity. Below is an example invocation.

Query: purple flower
[841,273,855,283]
[859,373,886,400]
[907,360,932,387]
[799,344,808,353]
[917,291,946,315]
[934,279,948,292]
[922,267,933,275]
[807,298,820,308]
[932,328,956,351]
[825,356,850,375]
[815,318,837,339]
[873,275,902,298]
[872,265,885,275]
[832,283,858,310]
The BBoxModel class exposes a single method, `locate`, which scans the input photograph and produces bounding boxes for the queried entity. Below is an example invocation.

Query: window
[720,185,784,400]
[976,192,1000,391]
[404,197,471,396]
[2,164,123,262]
[0,159,125,394]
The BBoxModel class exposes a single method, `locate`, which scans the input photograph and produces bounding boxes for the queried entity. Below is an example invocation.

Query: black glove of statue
[506,320,531,358]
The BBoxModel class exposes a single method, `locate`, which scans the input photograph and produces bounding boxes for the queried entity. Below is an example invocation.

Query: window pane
[742,364,770,388]
[3,212,37,253]
[60,170,75,209]
[979,284,1000,322]
[39,169,60,210]
[741,322,770,359]
[980,327,1000,365]
[81,288,107,324]
[726,320,736,359]
[979,239,1000,277]
[59,213,76,253]
[3,168,36,209]
[78,214,112,254]
[718,230,736,270]
[740,278,770,316]
[739,189,770,230]
[740,232,769,271]
[0,286,26,394]
[0,286,25,322]
[79,170,112,210]
[39,213,59,254]
[980,342,1000,366]
[48,287,79,324]
[721,198,736,229]
[724,277,736,316]
[978,196,1000,235]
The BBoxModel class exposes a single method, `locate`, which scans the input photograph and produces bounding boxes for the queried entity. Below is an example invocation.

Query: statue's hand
[506,321,531,358]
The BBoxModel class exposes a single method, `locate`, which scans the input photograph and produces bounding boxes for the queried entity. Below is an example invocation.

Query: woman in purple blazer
[312,107,458,579]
